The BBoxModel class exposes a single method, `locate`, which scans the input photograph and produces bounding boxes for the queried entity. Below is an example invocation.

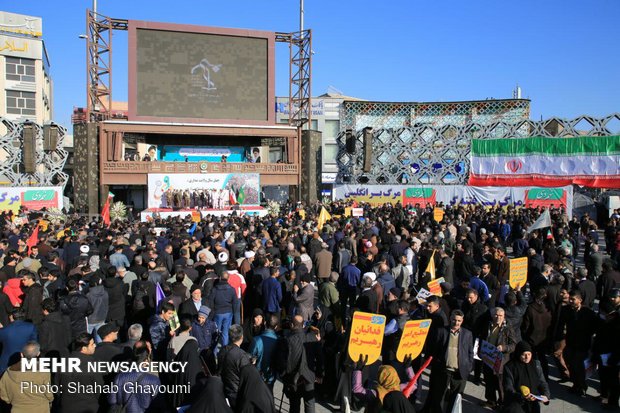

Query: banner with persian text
[333,184,573,218]
[147,173,260,208]
[0,187,63,213]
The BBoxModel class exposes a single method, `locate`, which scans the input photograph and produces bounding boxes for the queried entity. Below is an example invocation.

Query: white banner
[148,173,260,208]
[0,186,63,213]
[333,184,573,218]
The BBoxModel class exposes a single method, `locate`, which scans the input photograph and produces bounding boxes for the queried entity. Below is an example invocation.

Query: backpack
[132,284,148,312]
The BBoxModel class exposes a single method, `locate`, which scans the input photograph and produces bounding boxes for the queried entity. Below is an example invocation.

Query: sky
[6,0,620,129]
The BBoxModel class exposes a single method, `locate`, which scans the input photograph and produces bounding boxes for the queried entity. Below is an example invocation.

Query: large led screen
[129,22,274,123]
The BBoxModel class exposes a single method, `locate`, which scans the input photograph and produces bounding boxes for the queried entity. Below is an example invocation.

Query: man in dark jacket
[102,266,126,327]
[86,274,108,340]
[478,307,517,408]
[424,310,474,413]
[56,333,104,413]
[60,279,93,339]
[207,271,240,346]
[0,308,38,374]
[280,315,324,413]
[178,285,205,319]
[149,301,176,361]
[217,324,251,409]
[38,298,72,358]
[20,272,43,325]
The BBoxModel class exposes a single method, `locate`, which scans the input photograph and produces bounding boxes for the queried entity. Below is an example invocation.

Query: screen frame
[128,20,276,125]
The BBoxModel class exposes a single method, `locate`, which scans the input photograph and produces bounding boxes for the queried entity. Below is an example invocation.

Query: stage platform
[140,206,268,221]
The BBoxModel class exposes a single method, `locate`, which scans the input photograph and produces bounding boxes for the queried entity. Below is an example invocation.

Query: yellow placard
[433,207,444,222]
[191,211,201,223]
[345,207,352,217]
[427,277,445,297]
[396,319,432,362]
[509,257,528,289]
[348,311,386,364]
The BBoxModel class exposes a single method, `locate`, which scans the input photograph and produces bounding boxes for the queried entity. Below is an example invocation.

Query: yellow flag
[317,206,331,230]
[425,250,436,280]
[298,209,306,220]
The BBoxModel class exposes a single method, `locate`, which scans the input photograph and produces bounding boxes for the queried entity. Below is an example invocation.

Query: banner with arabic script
[147,173,260,208]
[333,185,573,218]
[0,187,63,213]
[397,319,431,361]
[348,312,386,364]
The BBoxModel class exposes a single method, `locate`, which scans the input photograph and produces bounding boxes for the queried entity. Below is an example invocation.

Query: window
[5,58,35,83]
[323,143,338,163]
[323,120,340,138]
[6,90,36,116]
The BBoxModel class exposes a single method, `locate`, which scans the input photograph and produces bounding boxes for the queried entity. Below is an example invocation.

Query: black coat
[432,326,474,380]
[55,351,104,413]
[38,310,72,357]
[22,283,44,325]
[60,292,93,339]
[103,277,126,323]
[217,344,252,407]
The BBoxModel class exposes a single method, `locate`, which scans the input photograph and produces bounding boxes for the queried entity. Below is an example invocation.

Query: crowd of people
[0,200,617,413]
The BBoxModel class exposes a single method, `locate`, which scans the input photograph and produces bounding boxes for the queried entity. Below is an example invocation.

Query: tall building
[0,11,52,124]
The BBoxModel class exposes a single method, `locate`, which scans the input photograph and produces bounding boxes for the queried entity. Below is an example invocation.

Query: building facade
[276,92,365,197]
[0,11,52,124]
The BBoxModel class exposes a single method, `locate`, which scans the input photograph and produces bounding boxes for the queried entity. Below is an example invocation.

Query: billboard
[129,21,275,124]
[147,173,260,209]
[0,186,63,213]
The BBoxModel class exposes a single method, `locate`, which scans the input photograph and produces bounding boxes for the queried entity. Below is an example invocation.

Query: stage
[140,206,268,221]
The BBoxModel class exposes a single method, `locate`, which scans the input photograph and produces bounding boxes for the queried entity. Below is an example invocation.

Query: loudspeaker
[363,127,373,172]
[300,130,322,205]
[345,129,355,154]
[43,124,59,151]
[22,124,36,173]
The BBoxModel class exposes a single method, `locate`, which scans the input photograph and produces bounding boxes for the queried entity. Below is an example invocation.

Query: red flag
[26,224,39,255]
[352,200,359,208]
[101,193,113,227]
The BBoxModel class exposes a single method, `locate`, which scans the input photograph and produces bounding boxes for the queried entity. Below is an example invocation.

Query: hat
[198,305,211,318]
[365,241,372,248]
[608,288,620,299]
[363,272,376,282]
[190,285,201,294]
[244,251,256,259]
[218,251,229,263]
[80,245,90,254]
[97,323,120,339]
[389,287,402,298]
[185,258,194,266]
[21,258,33,268]
[515,341,533,357]
[480,228,487,234]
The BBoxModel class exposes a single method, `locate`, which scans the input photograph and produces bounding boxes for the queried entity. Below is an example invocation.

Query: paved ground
[271,360,605,412]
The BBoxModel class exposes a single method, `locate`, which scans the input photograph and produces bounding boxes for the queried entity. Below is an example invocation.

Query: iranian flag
[468,135,620,188]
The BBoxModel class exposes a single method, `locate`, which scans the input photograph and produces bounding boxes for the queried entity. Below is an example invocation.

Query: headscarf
[170,339,203,408]
[376,365,401,403]
[509,341,540,394]
[186,376,233,413]
[236,364,275,413]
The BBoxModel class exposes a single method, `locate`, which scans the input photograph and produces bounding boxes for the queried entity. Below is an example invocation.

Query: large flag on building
[468,136,620,188]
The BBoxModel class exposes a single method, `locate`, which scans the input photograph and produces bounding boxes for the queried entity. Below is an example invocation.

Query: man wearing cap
[239,250,255,277]
[192,305,219,354]
[292,273,314,321]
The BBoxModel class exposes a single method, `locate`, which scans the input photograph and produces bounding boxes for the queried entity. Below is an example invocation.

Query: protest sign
[416,288,432,303]
[479,340,502,374]
[348,311,386,364]
[433,207,445,222]
[191,211,201,223]
[352,207,364,217]
[397,319,431,361]
[509,257,528,289]
[427,277,445,296]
